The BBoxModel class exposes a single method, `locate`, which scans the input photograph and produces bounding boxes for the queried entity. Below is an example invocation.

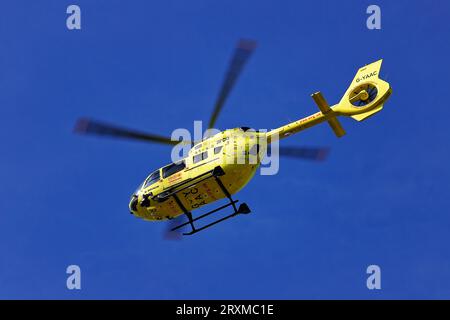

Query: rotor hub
[349,83,378,107]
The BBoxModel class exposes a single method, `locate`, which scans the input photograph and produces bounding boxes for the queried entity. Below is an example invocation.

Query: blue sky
[1,0,450,299]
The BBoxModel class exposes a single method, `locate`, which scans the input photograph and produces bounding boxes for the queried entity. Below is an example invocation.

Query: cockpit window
[193,151,208,164]
[162,160,186,178]
[133,181,144,195]
[144,170,161,188]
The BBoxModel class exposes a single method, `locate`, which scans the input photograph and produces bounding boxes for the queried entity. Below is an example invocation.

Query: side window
[144,170,160,188]
[214,146,222,154]
[162,161,186,178]
[249,144,259,156]
[193,151,208,164]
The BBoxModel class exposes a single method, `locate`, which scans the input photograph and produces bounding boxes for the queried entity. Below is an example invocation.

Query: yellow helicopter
[75,40,392,236]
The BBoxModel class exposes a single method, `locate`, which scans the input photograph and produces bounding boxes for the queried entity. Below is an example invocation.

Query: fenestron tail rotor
[349,83,378,107]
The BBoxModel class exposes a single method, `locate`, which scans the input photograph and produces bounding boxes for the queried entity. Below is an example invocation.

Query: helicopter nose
[129,195,138,214]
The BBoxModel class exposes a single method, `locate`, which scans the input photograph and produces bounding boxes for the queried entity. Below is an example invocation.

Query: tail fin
[310,60,392,138]
[333,59,392,121]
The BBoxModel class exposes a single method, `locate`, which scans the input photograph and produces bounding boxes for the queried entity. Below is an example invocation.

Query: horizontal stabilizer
[311,91,346,138]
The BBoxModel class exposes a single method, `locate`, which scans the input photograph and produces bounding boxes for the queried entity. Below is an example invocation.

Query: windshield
[133,181,144,195]
[162,161,186,179]
[144,170,161,188]
[133,169,161,195]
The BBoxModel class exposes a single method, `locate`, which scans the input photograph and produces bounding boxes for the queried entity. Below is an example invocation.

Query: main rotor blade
[270,146,330,161]
[208,39,257,129]
[163,216,188,240]
[74,118,184,145]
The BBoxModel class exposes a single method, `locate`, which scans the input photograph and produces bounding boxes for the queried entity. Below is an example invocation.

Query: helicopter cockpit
[133,160,186,196]
[129,161,187,214]
[144,170,161,188]
[132,169,159,196]
[129,169,160,213]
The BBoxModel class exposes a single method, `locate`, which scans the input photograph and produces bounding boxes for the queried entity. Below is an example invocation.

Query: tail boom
[266,59,392,143]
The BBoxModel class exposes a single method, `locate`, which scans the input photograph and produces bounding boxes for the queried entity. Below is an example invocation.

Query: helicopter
[74,39,392,236]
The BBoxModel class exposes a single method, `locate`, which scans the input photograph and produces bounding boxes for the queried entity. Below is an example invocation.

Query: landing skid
[160,166,251,236]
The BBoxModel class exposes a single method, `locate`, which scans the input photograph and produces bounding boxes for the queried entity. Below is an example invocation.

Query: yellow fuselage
[133,128,264,221]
